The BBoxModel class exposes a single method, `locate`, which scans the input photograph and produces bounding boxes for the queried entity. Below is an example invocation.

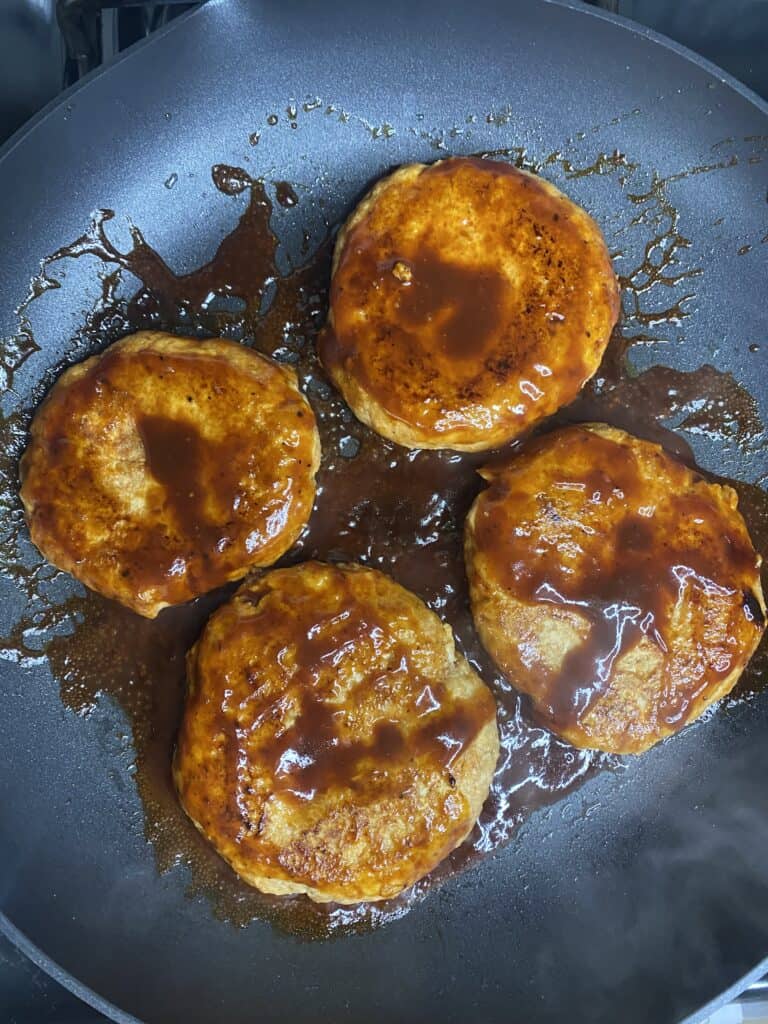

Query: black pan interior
[0,2,767,1022]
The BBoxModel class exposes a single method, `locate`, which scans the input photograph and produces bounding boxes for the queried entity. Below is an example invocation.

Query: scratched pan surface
[1,1,767,1022]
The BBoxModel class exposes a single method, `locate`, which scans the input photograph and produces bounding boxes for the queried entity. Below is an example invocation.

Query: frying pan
[1,1,767,1022]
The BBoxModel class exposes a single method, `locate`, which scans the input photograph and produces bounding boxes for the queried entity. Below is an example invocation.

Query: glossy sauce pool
[0,155,766,938]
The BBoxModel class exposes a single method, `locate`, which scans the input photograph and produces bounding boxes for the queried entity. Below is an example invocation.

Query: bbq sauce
[175,564,496,899]
[236,567,491,783]
[0,150,765,938]
[473,426,764,738]
[322,158,621,441]
[19,342,317,609]
[274,181,299,208]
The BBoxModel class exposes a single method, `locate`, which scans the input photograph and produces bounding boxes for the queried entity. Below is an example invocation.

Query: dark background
[0,1,766,1021]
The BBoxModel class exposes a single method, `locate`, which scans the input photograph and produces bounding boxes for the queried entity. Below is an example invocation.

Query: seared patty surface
[175,562,499,903]
[465,423,766,754]
[321,157,620,451]
[20,331,320,617]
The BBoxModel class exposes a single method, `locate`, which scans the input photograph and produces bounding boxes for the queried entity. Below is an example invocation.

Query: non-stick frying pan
[1,1,767,1022]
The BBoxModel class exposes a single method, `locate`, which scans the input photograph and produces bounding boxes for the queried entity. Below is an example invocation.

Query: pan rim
[545,0,768,117]
[0,912,140,1024]
[0,0,211,166]
[0,1,766,1022]
[681,953,768,1024]
[0,0,765,174]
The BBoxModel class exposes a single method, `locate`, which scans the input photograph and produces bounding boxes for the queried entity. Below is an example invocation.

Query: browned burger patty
[320,157,620,451]
[20,331,320,617]
[465,423,766,754]
[174,561,500,903]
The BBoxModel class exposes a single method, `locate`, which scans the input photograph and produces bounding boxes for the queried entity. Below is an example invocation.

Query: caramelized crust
[320,158,620,451]
[465,424,766,754]
[20,331,320,617]
[174,562,499,903]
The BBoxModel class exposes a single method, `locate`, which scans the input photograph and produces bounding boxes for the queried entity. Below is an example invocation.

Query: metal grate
[58,0,201,86]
